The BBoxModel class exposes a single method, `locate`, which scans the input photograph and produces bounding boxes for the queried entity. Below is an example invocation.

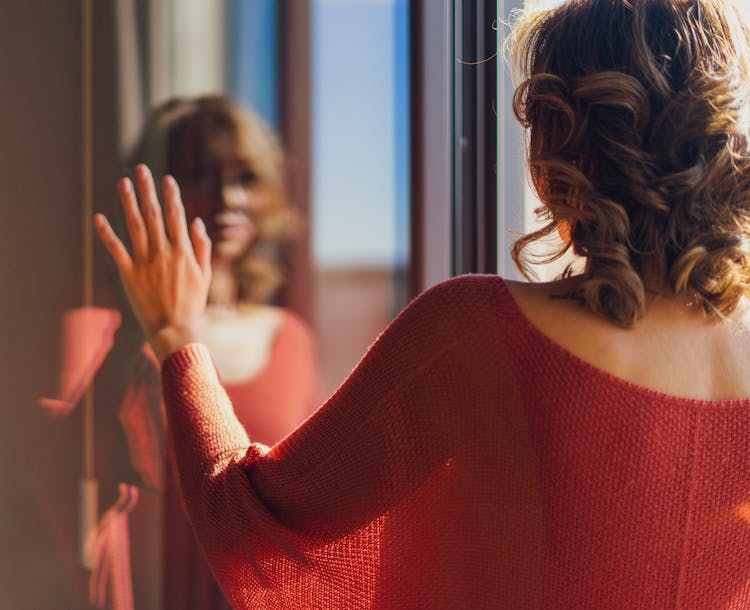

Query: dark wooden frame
[453,0,498,276]
[409,0,454,295]
[278,0,314,323]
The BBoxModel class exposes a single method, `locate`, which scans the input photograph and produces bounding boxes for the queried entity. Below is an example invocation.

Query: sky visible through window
[312,0,409,269]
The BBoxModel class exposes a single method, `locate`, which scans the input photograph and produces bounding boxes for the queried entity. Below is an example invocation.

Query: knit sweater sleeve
[160,276,503,607]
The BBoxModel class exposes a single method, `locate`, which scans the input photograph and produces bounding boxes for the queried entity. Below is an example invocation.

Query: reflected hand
[94,164,212,362]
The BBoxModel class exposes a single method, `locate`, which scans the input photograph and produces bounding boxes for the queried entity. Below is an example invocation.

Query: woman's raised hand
[94,164,212,363]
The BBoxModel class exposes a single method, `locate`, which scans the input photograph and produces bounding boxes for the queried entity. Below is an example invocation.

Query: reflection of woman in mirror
[98,0,750,606]
[119,96,318,609]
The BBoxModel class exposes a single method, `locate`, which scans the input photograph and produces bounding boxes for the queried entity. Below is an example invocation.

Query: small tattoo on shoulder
[548,290,586,307]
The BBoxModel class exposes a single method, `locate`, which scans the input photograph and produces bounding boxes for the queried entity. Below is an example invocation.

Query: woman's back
[507,277,750,401]
[497,277,750,607]
[498,277,750,607]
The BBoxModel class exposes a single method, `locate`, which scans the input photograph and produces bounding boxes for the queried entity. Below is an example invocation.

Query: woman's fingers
[107,168,198,267]
[135,164,168,255]
[190,218,212,278]
[162,175,191,249]
[94,213,133,273]
[95,171,210,353]
[118,178,149,260]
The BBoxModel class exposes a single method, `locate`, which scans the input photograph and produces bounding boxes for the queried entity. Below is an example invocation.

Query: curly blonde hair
[508,0,750,326]
[129,95,295,304]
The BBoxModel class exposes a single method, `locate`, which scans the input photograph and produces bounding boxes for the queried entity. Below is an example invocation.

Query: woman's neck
[208,263,238,309]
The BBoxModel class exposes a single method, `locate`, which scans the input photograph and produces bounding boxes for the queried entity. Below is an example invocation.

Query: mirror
[0,1,410,608]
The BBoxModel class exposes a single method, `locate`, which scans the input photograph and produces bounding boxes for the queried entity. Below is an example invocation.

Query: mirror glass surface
[0,1,409,608]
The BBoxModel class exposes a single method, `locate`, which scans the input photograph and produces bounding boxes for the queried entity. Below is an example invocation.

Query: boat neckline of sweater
[492,275,750,409]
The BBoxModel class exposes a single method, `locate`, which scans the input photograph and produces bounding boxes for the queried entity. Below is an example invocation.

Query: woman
[120,95,318,488]
[96,0,750,606]
[118,97,319,609]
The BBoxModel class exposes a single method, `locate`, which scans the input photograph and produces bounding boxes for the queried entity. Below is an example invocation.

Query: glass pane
[497,0,581,281]
[1,1,411,608]
[311,0,410,397]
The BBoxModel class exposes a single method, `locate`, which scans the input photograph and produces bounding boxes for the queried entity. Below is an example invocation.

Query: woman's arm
[160,276,486,524]
[159,277,494,606]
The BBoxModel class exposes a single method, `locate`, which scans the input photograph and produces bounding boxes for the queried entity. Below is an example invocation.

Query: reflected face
[176,158,268,265]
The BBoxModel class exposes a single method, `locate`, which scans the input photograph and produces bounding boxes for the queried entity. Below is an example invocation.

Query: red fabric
[87,484,139,610]
[119,345,164,492]
[161,275,750,608]
[121,309,318,610]
[119,309,318,492]
[38,306,121,414]
[224,310,320,446]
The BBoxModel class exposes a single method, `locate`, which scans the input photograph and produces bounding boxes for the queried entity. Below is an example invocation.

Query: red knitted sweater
[161,275,750,608]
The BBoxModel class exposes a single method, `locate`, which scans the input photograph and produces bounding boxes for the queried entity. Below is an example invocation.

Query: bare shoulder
[201,305,285,385]
[503,276,609,329]
[504,276,750,400]
[503,276,584,303]
[502,276,629,369]
[203,304,284,347]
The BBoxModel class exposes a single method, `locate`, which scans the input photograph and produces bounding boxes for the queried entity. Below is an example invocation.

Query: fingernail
[136,164,149,179]
[118,178,131,193]
[195,217,206,234]
[94,214,105,229]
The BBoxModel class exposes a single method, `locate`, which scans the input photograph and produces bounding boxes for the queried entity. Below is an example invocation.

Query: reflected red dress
[119,308,318,610]
[161,275,750,608]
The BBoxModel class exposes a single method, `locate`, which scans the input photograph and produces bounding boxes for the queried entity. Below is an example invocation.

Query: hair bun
[671,238,750,317]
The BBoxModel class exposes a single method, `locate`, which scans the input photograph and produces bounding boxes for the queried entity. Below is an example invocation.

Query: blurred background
[0,0,569,608]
